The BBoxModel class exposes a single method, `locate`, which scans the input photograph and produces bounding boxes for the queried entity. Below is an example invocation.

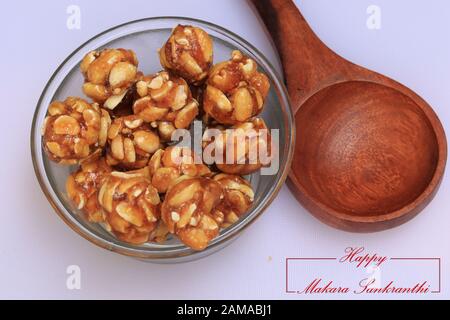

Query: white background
[1,0,449,299]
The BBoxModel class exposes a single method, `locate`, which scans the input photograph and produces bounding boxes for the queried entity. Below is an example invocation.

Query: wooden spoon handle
[250,0,350,109]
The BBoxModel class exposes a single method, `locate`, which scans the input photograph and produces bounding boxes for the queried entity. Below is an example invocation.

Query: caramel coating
[149,220,170,244]
[105,115,161,169]
[46,24,278,251]
[133,71,199,141]
[159,25,213,85]
[42,97,111,164]
[81,48,140,113]
[66,157,112,222]
[203,118,273,175]
[161,178,223,250]
[98,169,161,244]
[203,50,270,125]
[148,146,211,193]
[212,174,254,228]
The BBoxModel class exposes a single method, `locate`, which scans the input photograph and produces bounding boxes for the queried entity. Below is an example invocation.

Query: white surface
[0,0,449,299]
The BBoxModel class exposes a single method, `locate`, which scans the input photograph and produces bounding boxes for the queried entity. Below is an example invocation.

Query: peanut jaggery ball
[161,177,223,250]
[211,174,254,228]
[42,97,111,164]
[203,50,270,125]
[148,146,211,193]
[66,157,112,222]
[98,169,161,244]
[203,118,273,175]
[133,71,199,141]
[105,115,161,169]
[159,25,213,85]
[81,48,140,114]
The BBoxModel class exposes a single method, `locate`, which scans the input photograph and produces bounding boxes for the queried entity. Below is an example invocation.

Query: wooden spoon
[251,0,447,231]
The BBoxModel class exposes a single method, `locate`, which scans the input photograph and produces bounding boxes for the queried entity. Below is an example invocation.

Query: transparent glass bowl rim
[30,16,296,261]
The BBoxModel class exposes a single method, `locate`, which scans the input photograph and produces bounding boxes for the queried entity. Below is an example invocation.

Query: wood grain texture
[251,0,447,232]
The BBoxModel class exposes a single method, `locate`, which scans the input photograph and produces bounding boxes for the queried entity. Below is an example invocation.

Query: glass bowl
[30,17,295,263]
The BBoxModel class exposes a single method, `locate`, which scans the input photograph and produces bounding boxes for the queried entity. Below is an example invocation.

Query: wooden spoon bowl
[252,0,447,231]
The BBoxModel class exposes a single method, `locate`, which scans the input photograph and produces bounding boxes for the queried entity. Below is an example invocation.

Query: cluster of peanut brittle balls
[42,24,273,250]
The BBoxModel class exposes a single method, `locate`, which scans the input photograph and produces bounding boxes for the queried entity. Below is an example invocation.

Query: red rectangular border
[285,258,336,294]
[389,257,441,293]
[285,257,441,294]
